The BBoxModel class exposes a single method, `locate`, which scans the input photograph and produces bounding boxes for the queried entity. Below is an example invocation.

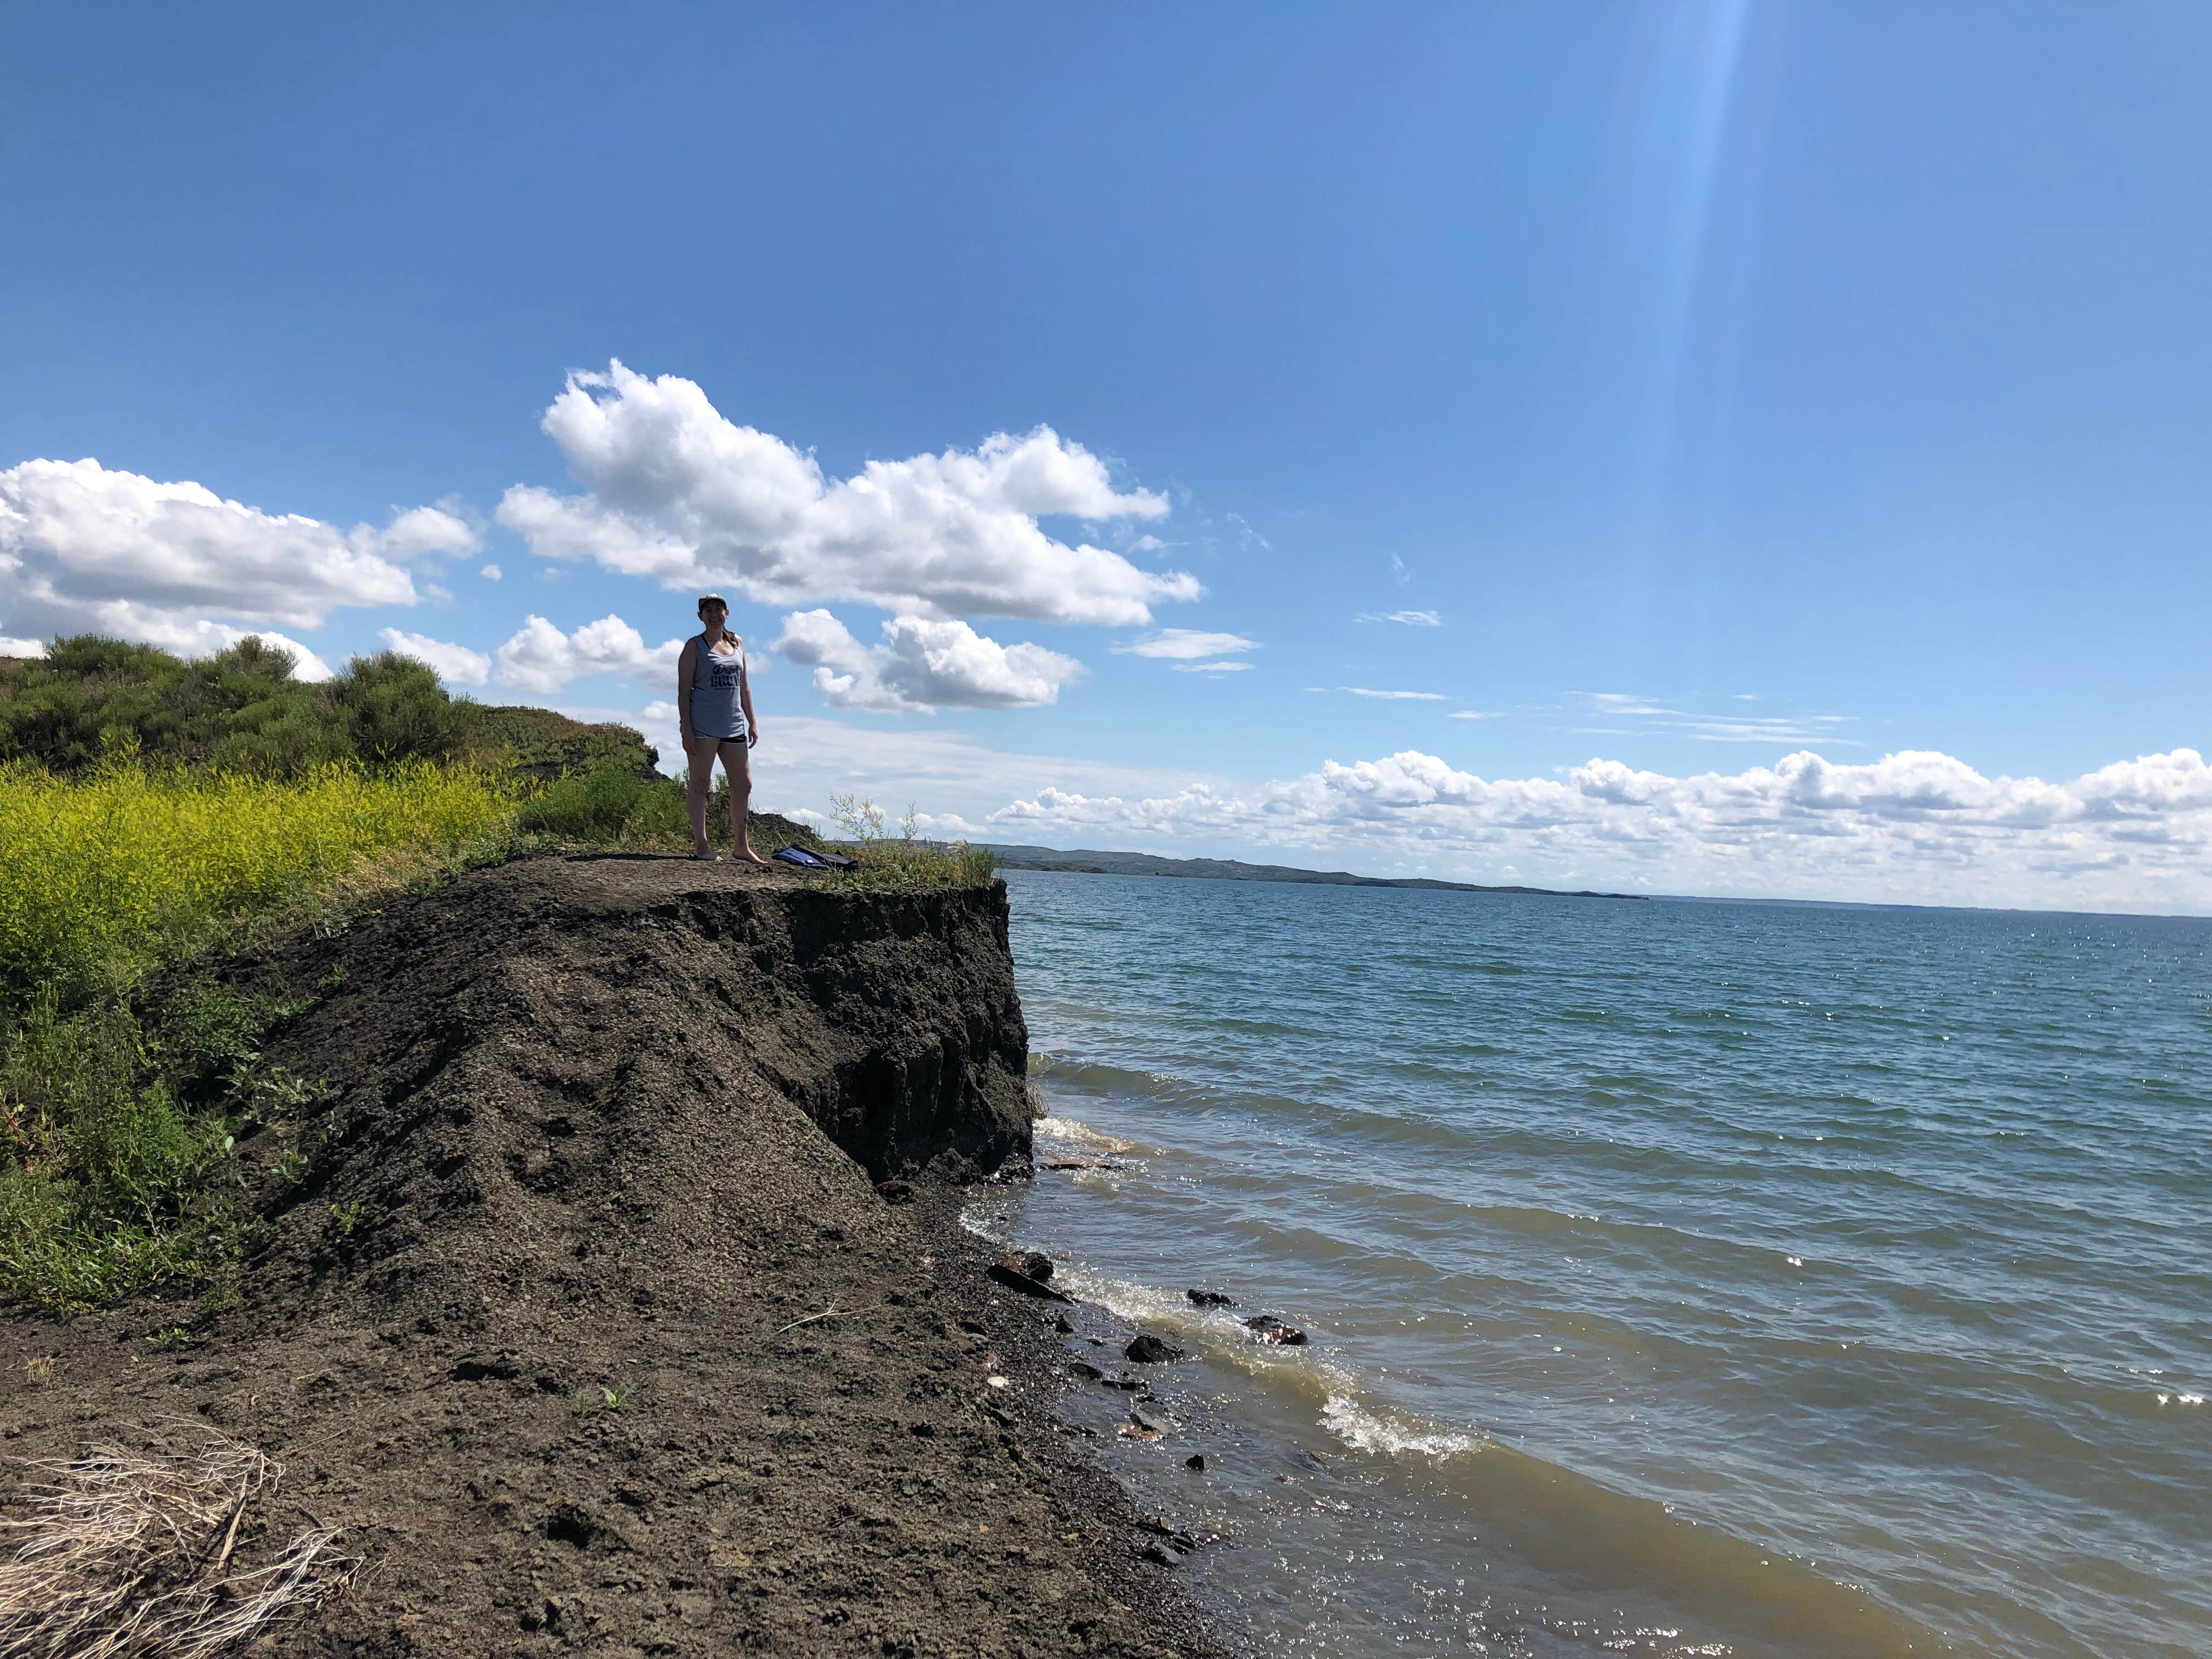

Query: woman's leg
[720,740,766,864]
[685,736,722,859]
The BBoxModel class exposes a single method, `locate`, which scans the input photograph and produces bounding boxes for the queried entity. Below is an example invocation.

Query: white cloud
[480,563,503,580]
[0,456,457,665]
[1123,628,1259,661]
[378,627,491,686]
[1345,686,1448,701]
[983,747,2212,913]
[1175,661,1252,675]
[772,610,1085,713]
[1359,609,1441,627]
[0,637,44,658]
[1451,710,1502,720]
[493,613,686,693]
[363,503,480,561]
[495,361,1194,626]
[1579,691,1858,744]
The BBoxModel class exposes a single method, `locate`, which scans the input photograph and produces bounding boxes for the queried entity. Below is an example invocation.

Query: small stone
[1185,1453,1206,1471]
[876,1178,916,1204]
[1125,1333,1183,1364]
[1020,1251,1054,1282]
[1242,1314,1308,1346]
[1186,1289,1234,1308]
[1129,1407,1165,1434]
[1054,1314,1075,1334]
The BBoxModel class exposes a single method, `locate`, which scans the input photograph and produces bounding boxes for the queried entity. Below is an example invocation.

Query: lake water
[972,869,2211,1659]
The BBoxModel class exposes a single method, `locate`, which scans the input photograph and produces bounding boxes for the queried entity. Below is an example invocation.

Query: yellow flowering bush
[0,760,513,1010]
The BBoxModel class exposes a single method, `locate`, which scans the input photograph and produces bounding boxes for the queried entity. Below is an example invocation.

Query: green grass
[815,793,998,890]
[0,982,310,1313]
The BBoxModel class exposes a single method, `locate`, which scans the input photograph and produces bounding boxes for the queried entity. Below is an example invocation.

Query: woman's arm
[738,639,760,747]
[676,639,697,748]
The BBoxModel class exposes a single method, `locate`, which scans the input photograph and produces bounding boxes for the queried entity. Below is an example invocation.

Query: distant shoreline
[970,842,1644,901]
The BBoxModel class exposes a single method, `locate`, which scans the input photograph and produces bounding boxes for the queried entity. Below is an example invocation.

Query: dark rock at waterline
[1185,1454,1206,1471]
[1243,1314,1307,1346]
[1126,1333,1183,1364]
[1055,1314,1076,1334]
[1069,1359,1104,1381]
[1186,1289,1234,1308]
[876,1178,915,1204]
[1129,1407,1165,1435]
[1020,1250,1055,1282]
[988,1260,1073,1302]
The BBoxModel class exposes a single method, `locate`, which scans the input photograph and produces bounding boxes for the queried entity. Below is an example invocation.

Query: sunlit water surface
[974,870,2211,1659]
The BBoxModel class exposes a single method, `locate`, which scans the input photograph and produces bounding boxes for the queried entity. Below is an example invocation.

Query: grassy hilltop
[0,634,985,1316]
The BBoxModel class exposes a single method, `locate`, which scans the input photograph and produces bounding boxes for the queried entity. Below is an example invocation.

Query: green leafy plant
[571,1381,639,1417]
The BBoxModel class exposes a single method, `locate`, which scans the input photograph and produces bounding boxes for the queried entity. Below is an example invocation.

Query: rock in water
[1242,1314,1308,1346]
[1020,1251,1055,1282]
[1186,1289,1234,1308]
[1185,1453,1207,1471]
[1125,1333,1183,1364]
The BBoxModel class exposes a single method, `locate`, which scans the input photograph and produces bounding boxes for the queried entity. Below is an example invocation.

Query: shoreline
[0,859,1226,1656]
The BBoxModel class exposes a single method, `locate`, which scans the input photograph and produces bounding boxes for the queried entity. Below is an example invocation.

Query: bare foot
[692,849,723,862]
[735,847,770,866]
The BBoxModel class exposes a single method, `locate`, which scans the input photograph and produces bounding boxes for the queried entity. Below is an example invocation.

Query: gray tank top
[688,634,749,740]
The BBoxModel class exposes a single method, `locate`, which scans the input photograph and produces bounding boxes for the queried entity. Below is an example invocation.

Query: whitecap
[1321,1393,1488,1460]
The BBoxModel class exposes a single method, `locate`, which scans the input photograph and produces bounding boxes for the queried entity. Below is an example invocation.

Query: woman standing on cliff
[678,594,766,865]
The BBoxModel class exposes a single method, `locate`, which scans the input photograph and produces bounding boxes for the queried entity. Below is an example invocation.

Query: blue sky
[4,3,2209,910]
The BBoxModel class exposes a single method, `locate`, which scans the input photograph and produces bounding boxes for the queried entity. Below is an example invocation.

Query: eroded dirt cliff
[0,857,1222,1658]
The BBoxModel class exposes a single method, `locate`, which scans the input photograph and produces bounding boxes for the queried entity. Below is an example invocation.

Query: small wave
[1321,1393,1488,1460]
[1032,1114,1147,1156]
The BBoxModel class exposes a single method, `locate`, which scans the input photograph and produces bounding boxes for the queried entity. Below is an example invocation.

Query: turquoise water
[980,870,2212,1658]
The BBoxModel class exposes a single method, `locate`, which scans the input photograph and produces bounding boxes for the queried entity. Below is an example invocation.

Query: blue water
[980,870,2212,1658]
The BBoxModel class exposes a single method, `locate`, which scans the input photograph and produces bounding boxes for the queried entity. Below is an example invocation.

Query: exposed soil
[0,856,1228,1658]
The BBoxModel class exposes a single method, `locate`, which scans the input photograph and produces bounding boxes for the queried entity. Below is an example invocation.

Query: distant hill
[972,842,1641,900]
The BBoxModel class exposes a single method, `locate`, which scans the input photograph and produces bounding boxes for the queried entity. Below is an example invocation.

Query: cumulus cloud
[493,613,686,694]
[378,627,490,686]
[1359,609,1441,626]
[1,637,44,658]
[982,747,2212,912]
[772,610,1084,713]
[480,563,503,581]
[0,456,471,664]
[496,361,1195,626]
[364,503,480,561]
[1123,628,1258,661]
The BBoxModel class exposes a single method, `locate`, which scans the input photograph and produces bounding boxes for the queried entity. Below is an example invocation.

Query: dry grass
[0,1431,356,1658]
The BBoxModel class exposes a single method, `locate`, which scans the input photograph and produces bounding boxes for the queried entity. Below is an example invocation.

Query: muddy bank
[0,856,1226,1657]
